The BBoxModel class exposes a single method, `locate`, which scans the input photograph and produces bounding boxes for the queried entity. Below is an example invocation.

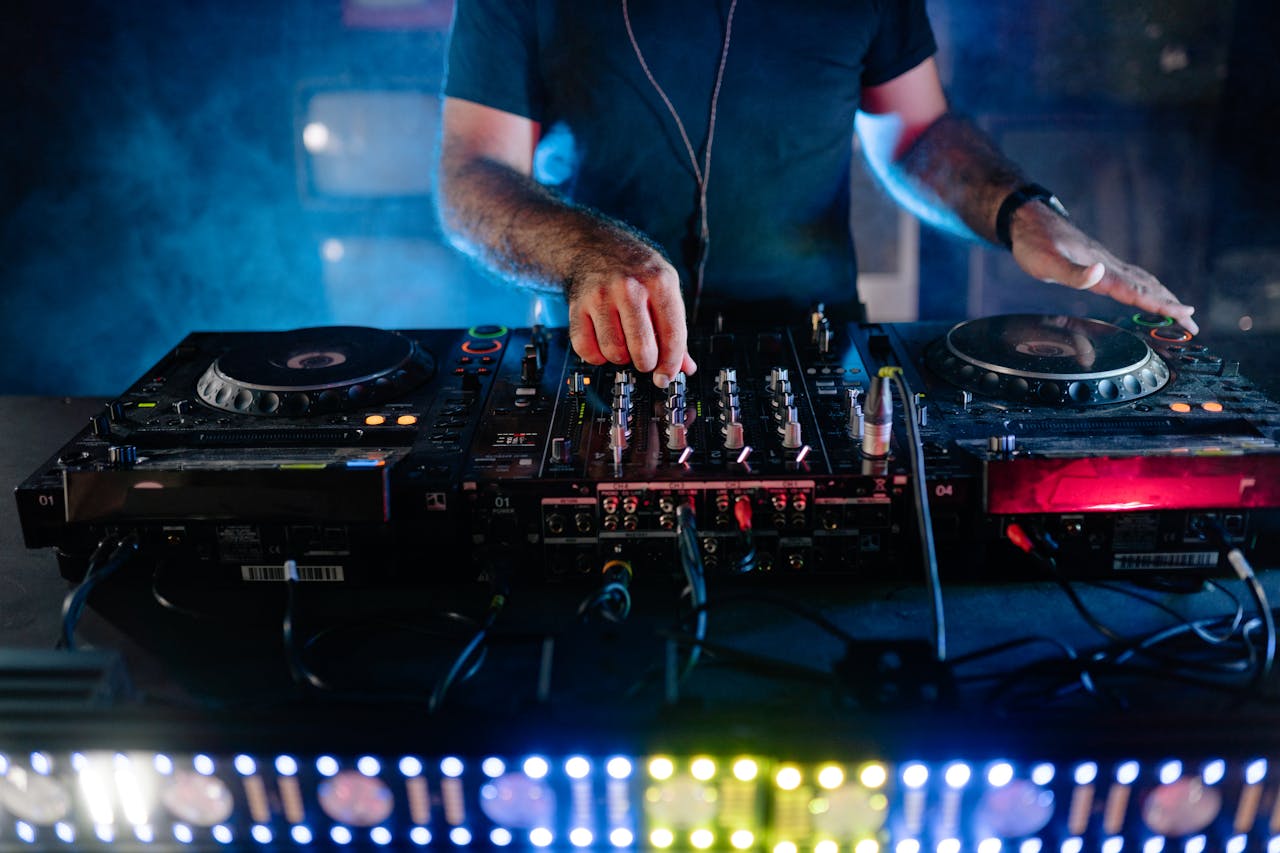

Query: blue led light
[1184,836,1206,853]
[1061,839,1083,853]
[944,763,971,789]
[610,828,635,847]
[173,824,194,845]
[565,756,592,779]
[235,755,257,776]
[937,839,961,853]
[441,757,465,778]
[1268,837,1280,853]
[896,840,922,853]
[95,825,114,843]
[1072,763,1097,786]
[331,826,353,845]
[491,828,514,846]
[571,828,595,847]
[1031,763,1055,786]
[16,821,35,844]
[212,824,233,845]
[251,825,272,844]
[410,827,432,846]
[357,756,382,777]
[316,756,340,777]
[194,755,215,776]
[371,826,392,846]
[1143,839,1165,853]
[1116,761,1140,786]
[482,757,507,778]
[135,825,155,843]
[1226,835,1247,853]
[346,458,384,467]
[977,839,1002,853]
[153,754,174,775]
[606,756,633,780]
[55,822,75,844]
[450,826,473,845]
[986,762,1014,788]
[0,752,7,774]
[70,753,86,771]
[524,756,550,779]
[30,752,51,775]
[400,756,424,777]
[1248,759,1269,786]
[1202,759,1226,786]
[275,755,299,777]
[901,762,929,788]
[291,825,314,845]
[530,827,554,847]
[1102,836,1123,853]
[1019,841,1042,853]
[1159,761,1182,785]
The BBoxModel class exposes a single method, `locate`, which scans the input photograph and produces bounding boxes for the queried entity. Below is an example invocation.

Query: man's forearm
[436,151,666,298]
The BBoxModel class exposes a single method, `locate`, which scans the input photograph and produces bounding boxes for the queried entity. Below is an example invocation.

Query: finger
[680,352,698,377]
[616,281,660,374]
[1036,254,1106,291]
[1094,265,1200,336]
[592,305,633,365]
[648,288,689,389]
[568,305,607,365]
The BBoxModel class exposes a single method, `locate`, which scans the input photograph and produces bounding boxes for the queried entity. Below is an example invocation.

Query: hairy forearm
[437,150,667,298]
[861,112,1024,244]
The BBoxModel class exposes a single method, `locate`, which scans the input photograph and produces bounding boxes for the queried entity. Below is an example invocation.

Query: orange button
[396,414,419,426]
[1201,402,1224,413]
[365,414,387,425]
[1169,402,1192,413]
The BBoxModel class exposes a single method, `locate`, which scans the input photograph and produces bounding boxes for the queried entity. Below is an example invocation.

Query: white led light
[1184,836,1206,853]
[817,765,845,790]
[316,756,340,777]
[856,841,880,853]
[115,758,150,827]
[70,753,87,771]
[902,763,929,789]
[938,839,961,853]
[173,824,194,844]
[275,755,298,777]
[1115,761,1140,786]
[811,840,836,853]
[1031,763,1055,786]
[565,756,592,779]
[986,762,1014,788]
[611,828,635,847]
[95,824,114,843]
[1159,761,1183,785]
[776,766,803,790]
[488,828,512,846]
[1019,841,1042,853]
[399,756,423,777]
[607,756,633,779]
[133,824,153,843]
[896,840,921,853]
[0,753,8,774]
[1143,839,1165,853]
[212,824,233,844]
[1102,837,1123,853]
[291,825,313,844]
[30,752,52,775]
[1268,837,1280,853]
[371,826,392,846]
[153,754,173,775]
[978,839,1002,853]
[690,829,715,849]
[775,843,798,853]
[1202,759,1226,786]
[530,827,554,847]
[234,755,257,776]
[1248,759,1269,785]
[731,830,755,850]
[251,825,272,844]
[16,821,35,844]
[1061,839,1083,853]
[450,827,473,845]
[410,827,432,846]
[944,763,971,789]
[690,758,717,781]
[55,822,75,843]
[571,827,595,847]
[1226,835,1247,853]
[357,756,381,777]
[1073,763,1097,786]
[78,760,115,827]
[303,122,331,153]
[193,755,215,776]
[330,825,353,845]
[480,757,506,778]
[524,756,550,779]
[441,757,465,778]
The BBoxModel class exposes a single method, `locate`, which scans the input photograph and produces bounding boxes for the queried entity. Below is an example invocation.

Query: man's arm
[436,97,696,386]
[856,58,1199,334]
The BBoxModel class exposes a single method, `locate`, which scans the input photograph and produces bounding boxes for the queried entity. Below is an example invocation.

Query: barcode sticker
[240,564,345,582]
[1112,552,1218,571]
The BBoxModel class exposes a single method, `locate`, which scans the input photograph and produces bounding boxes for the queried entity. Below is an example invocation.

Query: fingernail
[1082,263,1104,288]
[653,372,670,389]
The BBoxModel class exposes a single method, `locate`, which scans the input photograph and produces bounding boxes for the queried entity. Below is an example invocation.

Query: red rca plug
[733,495,753,531]
[1005,522,1036,555]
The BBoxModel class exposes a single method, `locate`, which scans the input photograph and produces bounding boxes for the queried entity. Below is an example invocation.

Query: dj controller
[16,311,1280,585]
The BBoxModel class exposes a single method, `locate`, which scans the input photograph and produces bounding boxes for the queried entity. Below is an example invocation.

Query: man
[436,0,1198,388]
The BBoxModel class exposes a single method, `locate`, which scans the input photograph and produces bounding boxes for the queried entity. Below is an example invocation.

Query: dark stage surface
[3,328,1280,851]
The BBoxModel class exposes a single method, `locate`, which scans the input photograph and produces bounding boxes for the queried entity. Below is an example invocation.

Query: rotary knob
[666,422,688,452]
[723,421,746,451]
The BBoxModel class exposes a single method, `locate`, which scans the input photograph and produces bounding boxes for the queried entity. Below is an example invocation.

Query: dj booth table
[2,324,1280,853]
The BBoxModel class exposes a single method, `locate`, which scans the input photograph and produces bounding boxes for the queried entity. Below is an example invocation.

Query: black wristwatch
[995,183,1069,249]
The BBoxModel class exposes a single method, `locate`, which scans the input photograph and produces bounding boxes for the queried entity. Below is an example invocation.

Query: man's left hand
[1009,200,1198,335]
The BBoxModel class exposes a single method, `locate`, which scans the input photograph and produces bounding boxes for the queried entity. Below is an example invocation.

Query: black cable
[675,504,708,678]
[1196,515,1276,685]
[57,534,139,651]
[885,369,946,661]
[1085,578,1245,646]
[428,592,506,713]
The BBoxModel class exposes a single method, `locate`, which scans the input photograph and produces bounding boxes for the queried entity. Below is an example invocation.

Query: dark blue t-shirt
[445,0,936,321]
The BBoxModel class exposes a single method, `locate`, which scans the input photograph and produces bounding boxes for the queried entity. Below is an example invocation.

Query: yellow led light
[396,414,419,426]
[815,840,839,853]
[731,830,755,849]
[690,758,717,781]
[855,840,881,853]
[650,829,675,848]
[776,766,802,791]
[691,829,715,849]
[1202,402,1224,413]
[775,843,799,853]
[1169,402,1192,414]
[649,757,675,780]
[859,763,888,789]
[817,765,845,790]
[733,758,759,782]
[365,414,387,425]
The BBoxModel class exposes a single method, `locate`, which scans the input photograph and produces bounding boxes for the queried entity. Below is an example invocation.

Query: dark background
[1,0,1277,395]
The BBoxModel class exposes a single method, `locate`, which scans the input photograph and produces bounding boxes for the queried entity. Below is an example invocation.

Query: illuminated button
[458,356,472,364]
[365,414,387,425]
[396,415,419,426]
[1169,403,1193,414]
[461,339,503,355]
[1151,326,1192,342]
[1133,313,1174,328]
[468,324,508,339]
[1201,402,1224,413]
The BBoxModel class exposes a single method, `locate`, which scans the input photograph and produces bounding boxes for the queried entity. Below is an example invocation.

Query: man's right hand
[565,245,697,388]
